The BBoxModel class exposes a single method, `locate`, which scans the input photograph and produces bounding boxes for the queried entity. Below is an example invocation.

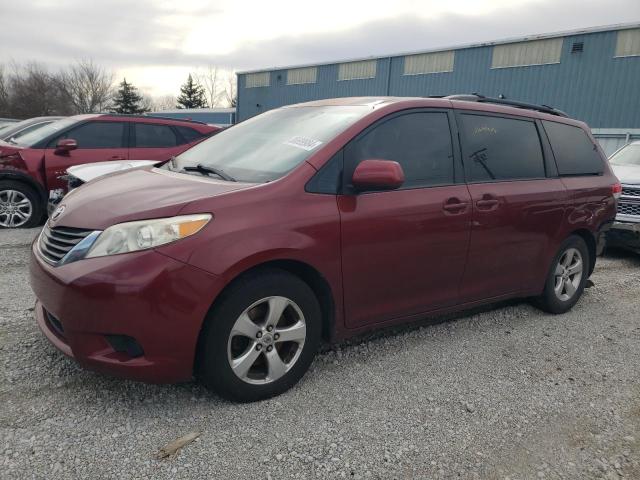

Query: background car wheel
[533,235,589,314]
[0,180,43,229]
[197,269,322,402]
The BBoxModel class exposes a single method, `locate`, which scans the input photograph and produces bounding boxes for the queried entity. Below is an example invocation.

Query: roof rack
[444,93,568,117]
[99,113,209,126]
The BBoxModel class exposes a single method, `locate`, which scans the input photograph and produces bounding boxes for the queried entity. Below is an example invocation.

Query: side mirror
[352,159,405,192]
[55,138,78,153]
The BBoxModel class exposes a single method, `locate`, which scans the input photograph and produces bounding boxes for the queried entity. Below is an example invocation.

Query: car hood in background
[611,164,640,185]
[51,167,257,230]
[67,160,158,183]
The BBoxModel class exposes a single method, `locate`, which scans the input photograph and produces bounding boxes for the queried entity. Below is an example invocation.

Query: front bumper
[29,243,224,383]
[607,220,640,252]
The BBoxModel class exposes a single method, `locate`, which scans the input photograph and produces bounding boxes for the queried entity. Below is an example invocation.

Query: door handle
[443,198,468,213]
[110,155,126,160]
[476,199,499,210]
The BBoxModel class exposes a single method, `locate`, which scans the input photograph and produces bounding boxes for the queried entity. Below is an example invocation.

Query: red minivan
[0,114,219,228]
[29,96,618,401]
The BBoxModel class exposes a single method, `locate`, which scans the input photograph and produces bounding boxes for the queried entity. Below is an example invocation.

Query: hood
[611,164,640,185]
[0,140,24,157]
[67,160,158,183]
[52,167,256,230]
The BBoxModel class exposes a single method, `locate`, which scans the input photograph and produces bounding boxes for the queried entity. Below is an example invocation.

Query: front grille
[622,186,640,198]
[38,225,93,265]
[618,202,640,217]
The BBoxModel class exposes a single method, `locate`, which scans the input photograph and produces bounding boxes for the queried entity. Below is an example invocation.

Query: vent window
[338,60,377,81]
[571,41,584,53]
[287,67,317,85]
[615,28,640,57]
[245,72,270,88]
[403,51,455,75]
[491,38,563,68]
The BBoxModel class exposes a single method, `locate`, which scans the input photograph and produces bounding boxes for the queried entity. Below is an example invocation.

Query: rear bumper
[30,243,225,383]
[607,220,640,251]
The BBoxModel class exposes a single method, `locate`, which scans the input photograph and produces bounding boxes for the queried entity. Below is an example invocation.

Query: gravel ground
[1,228,639,480]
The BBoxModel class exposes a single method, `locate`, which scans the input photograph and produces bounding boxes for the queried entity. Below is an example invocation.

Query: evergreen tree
[110,78,146,114]
[176,74,208,109]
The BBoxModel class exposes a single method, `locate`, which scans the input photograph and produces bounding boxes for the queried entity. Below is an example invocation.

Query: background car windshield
[173,105,370,183]
[13,117,80,147]
[610,144,640,166]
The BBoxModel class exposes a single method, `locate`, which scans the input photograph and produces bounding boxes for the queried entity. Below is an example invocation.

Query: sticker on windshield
[283,136,323,151]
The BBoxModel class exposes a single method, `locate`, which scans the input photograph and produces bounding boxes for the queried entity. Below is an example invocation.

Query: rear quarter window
[542,121,604,175]
[459,114,545,182]
[176,126,205,144]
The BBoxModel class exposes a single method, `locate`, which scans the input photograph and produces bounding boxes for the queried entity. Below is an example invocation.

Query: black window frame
[46,120,129,149]
[130,122,184,148]
[454,110,551,184]
[341,108,462,195]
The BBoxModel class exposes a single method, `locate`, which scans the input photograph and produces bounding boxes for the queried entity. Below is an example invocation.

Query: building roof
[237,22,640,75]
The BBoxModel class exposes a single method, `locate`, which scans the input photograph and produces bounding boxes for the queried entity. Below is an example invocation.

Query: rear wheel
[197,269,322,402]
[0,180,42,229]
[534,235,589,314]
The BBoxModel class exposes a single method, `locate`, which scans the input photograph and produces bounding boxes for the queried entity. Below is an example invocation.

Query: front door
[44,120,129,190]
[339,110,472,329]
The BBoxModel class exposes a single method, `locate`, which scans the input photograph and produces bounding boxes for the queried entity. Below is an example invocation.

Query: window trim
[454,110,549,185]
[341,108,461,195]
[131,122,181,148]
[46,120,129,150]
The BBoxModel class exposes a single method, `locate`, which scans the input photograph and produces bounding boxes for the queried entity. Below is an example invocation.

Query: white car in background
[607,141,640,253]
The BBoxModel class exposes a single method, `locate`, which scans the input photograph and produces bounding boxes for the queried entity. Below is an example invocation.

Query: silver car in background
[608,141,640,253]
[0,116,64,142]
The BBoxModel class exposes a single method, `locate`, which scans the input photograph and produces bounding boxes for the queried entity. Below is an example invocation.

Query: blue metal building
[146,108,236,127]
[236,23,640,154]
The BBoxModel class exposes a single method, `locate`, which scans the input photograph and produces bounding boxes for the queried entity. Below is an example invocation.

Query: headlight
[85,214,211,258]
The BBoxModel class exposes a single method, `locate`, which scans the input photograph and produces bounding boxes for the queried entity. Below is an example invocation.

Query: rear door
[339,109,472,328]
[129,122,186,160]
[43,120,129,190]
[456,112,568,301]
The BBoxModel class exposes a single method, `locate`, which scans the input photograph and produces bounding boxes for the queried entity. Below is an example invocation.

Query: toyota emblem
[51,205,66,221]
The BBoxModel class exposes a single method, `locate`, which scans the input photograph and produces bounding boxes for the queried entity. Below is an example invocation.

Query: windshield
[12,117,81,147]
[610,144,640,166]
[169,105,370,183]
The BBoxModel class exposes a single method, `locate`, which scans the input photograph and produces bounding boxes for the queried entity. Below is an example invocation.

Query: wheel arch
[193,258,337,375]
[0,171,48,203]
[569,228,597,276]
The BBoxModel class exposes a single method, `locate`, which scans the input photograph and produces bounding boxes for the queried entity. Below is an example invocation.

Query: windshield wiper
[182,163,236,182]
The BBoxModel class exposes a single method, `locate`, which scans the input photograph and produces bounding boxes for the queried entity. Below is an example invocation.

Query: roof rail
[99,113,209,126]
[444,94,569,117]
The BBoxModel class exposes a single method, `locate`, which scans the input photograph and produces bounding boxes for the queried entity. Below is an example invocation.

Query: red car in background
[0,114,219,228]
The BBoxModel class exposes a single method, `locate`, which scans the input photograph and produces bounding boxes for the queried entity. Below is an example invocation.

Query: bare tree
[196,65,223,108]
[222,70,237,108]
[0,65,9,116]
[149,94,177,112]
[57,59,114,113]
[8,62,70,117]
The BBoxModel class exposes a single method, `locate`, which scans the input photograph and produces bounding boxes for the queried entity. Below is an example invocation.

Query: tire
[0,180,43,229]
[197,269,322,402]
[533,235,590,314]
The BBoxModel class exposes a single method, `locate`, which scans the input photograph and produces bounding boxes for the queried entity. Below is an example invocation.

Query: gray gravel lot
[1,228,639,479]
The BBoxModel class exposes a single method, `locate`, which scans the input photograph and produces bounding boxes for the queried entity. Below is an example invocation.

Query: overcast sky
[1,0,639,96]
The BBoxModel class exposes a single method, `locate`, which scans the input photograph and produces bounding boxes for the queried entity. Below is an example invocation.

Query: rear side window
[134,123,178,148]
[459,114,545,182]
[176,126,205,143]
[61,121,125,148]
[542,121,604,175]
[346,111,454,189]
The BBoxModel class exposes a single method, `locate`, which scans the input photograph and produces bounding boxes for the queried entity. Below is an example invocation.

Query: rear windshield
[610,144,640,166]
[169,106,370,183]
[542,121,604,175]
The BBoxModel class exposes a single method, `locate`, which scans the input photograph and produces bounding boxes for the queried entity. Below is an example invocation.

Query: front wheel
[197,269,322,402]
[0,180,43,229]
[534,235,589,314]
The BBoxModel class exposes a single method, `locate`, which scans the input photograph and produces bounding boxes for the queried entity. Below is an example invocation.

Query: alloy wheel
[227,296,307,385]
[554,247,583,301]
[0,189,33,228]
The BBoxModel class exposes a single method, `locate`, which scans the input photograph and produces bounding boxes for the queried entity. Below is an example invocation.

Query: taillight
[612,182,622,200]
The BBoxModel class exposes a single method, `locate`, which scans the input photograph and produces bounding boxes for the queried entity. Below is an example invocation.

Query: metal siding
[238,29,640,128]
